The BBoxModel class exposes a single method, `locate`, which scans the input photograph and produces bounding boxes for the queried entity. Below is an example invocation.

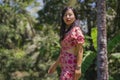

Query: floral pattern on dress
[60,26,84,80]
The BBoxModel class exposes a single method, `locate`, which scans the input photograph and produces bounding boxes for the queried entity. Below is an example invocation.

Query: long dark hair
[60,7,79,41]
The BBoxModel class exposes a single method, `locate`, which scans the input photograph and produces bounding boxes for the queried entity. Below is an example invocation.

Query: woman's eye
[64,14,72,17]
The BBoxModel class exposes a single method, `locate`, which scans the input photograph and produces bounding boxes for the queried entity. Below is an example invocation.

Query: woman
[48,7,84,80]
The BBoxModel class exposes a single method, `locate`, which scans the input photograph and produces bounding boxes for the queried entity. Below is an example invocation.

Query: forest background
[0,0,120,80]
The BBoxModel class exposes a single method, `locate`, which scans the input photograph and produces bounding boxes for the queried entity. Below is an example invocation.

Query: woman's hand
[74,69,82,80]
[48,62,57,74]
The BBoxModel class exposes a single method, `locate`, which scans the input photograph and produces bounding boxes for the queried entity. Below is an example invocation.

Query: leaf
[108,33,120,53]
[82,51,96,73]
[111,53,120,59]
[91,27,97,50]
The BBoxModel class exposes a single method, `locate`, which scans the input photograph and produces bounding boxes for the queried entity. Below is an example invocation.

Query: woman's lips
[66,19,71,22]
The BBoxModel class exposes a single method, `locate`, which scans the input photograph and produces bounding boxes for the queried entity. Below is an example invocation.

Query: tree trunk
[97,0,109,80]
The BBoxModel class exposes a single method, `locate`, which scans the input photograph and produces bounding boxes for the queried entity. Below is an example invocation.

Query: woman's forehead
[64,9,74,14]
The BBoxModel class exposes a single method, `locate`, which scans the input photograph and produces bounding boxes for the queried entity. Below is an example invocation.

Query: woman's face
[63,9,76,26]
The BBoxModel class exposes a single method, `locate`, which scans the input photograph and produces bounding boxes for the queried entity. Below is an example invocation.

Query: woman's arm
[48,55,60,74]
[54,55,61,67]
[74,44,83,80]
[76,44,83,68]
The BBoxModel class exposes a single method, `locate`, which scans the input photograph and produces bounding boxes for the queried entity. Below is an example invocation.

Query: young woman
[48,7,84,80]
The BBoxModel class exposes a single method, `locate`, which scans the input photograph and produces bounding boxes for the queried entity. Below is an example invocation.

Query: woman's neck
[66,25,70,29]
[65,25,72,33]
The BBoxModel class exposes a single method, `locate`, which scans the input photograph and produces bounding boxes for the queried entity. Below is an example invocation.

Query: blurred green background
[0,0,120,80]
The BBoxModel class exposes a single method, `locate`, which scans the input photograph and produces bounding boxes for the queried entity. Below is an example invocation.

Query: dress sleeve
[70,27,84,46]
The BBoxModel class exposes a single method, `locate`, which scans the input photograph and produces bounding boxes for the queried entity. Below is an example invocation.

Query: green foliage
[91,27,97,50]
[108,33,120,53]
[109,53,120,80]
[111,53,120,59]
[0,0,36,48]
[82,51,96,74]
[107,0,117,10]
[39,25,60,60]
[0,49,33,79]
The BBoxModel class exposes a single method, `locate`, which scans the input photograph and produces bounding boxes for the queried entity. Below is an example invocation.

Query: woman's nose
[66,15,70,18]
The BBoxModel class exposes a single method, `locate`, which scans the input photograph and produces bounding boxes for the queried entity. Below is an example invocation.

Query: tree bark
[97,0,109,80]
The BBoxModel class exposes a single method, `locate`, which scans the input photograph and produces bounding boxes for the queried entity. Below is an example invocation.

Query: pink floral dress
[59,26,84,80]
